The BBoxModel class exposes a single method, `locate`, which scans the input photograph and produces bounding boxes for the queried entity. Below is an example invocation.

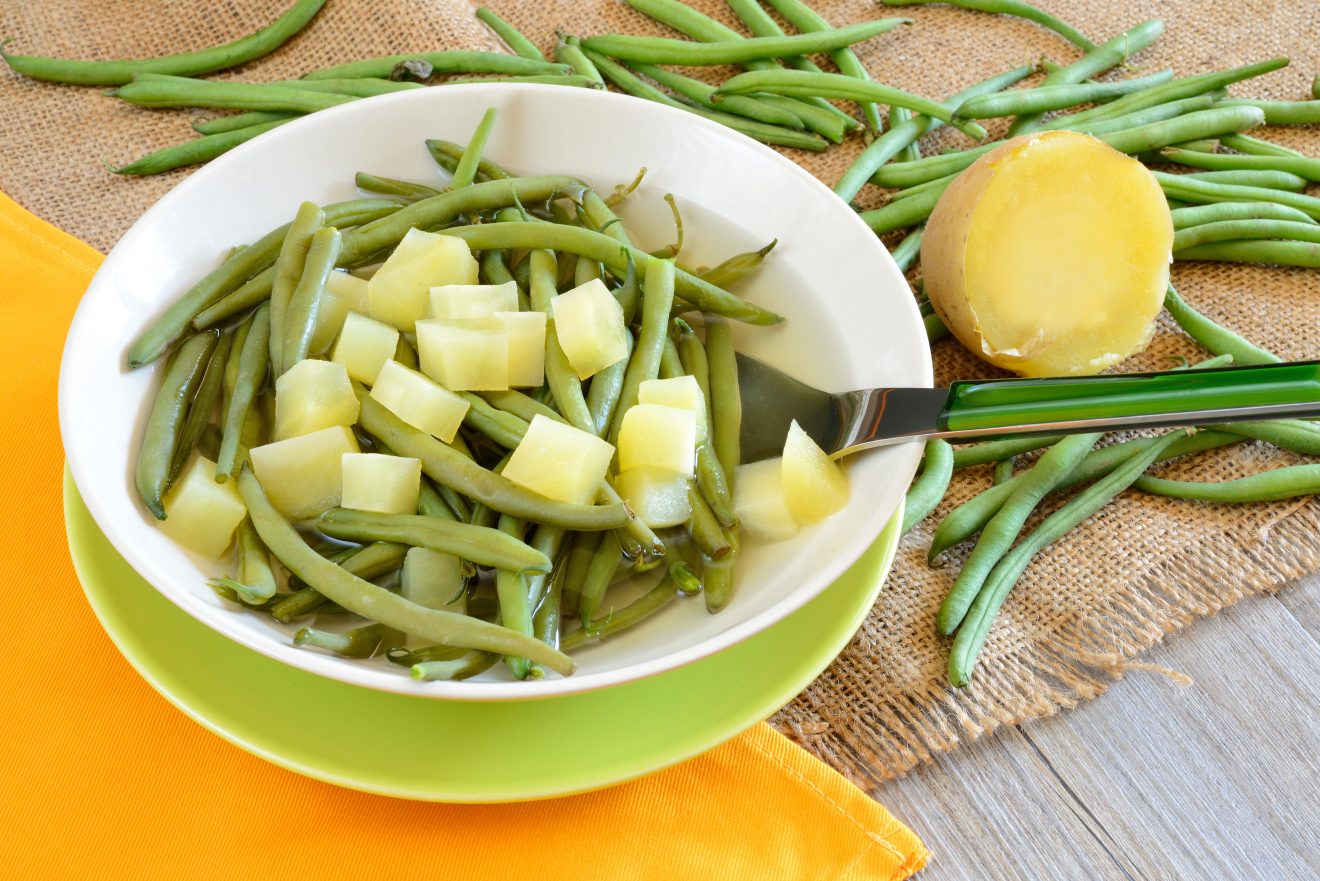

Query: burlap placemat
[4,0,1317,789]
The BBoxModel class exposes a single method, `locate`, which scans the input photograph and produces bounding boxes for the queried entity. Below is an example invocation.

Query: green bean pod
[1181,170,1308,192]
[1220,133,1304,158]
[582,19,910,67]
[451,108,499,190]
[1152,170,1320,220]
[901,439,954,534]
[954,70,1173,120]
[564,566,681,649]
[1170,202,1318,229]
[1218,99,1320,125]
[1135,465,1320,503]
[952,436,1062,469]
[1160,148,1320,183]
[112,118,292,175]
[111,74,357,113]
[354,173,442,202]
[860,177,953,234]
[280,225,341,374]
[1172,218,1320,251]
[1175,239,1320,268]
[304,51,569,80]
[475,7,545,61]
[879,0,1096,50]
[317,508,551,574]
[554,35,604,84]
[627,62,805,130]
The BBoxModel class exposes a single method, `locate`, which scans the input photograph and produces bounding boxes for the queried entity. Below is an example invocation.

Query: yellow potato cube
[158,455,247,558]
[429,282,519,320]
[331,310,400,385]
[618,403,697,476]
[309,271,370,355]
[249,425,360,521]
[639,375,708,442]
[551,278,628,379]
[369,359,469,443]
[415,317,509,391]
[367,228,479,331]
[782,420,849,523]
[401,547,467,613]
[502,414,615,505]
[273,359,359,442]
[496,310,547,388]
[733,458,800,543]
[614,467,691,528]
[341,452,422,514]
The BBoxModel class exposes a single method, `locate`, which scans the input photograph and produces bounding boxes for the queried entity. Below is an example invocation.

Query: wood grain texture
[875,576,1320,881]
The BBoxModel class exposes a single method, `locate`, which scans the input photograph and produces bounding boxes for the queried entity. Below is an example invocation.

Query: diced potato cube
[331,310,400,385]
[429,282,519,320]
[496,310,547,387]
[401,547,467,613]
[249,426,360,521]
[415,317,509,391]
[639,375,708,442]
[309,271,370,355]
[369,359,469,442]
[618,403,697,476]
[781,420,850,523]
[733,458,800,543]
[158,455,247,558]
[551,278,628,379]
[368,229,479,331]
[341,452,422,514]
[502,414,615,505]
[273,359,359,442]
[615,467,691,528]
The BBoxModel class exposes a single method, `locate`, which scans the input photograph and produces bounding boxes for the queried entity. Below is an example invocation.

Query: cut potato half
[922,130,1172,377]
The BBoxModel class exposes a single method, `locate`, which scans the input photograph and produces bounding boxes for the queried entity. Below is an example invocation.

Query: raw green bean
[1220,133,1304,158]
[890,229,923,273]
[425,139,512,181]
[993,457,1016,486]
[583,50,832,149]
[1172,218,1320,251]
[294,623,391,659]
[1181,169,1308,192]
[901,438,954,534]
[194,110,298,136]
[135,330,219,518]
[1006,19,1165,136]
[1175,239,1320,269]
[890,107,921,163]
[1170,202,1318,229]
[925,311,950,343]
[1136,465,1320,502]
[1160,148,1320,183]
[626,62,804,129]
[239,468,574,674]
[111,75,357,113]
[528,249,595,433]
[268,201,323,371]
[1097,106,1266,156]
[947,430,1189,686]
[553,35,604,84]
[1216,420,1320,456]
[318,508,551,574]
[359,394,628,530]
[0,0,326,85]
[835,64,1035,202]
[437,222,784,326]
[216,307,268,481]
[938,432,1104,634]
[705,317,742,479]
[303,52,569,81]
[444,73,603,88]
[1066,93,1221,138]
[278,77,424,97]
[880,0,1096,50]
[860,176,952,234]
[475,7,545,61]
[111,118,291,175]
[953,436,1062,469]
[954,70,1172,120]
[451,108,498,190]
[716,70,988,141]
[564,567,680,649]
[609,258,676,446]
[1218,99,1320,125]
[583,20,909,67]
[762,0,885,132]
[1152,170,1320,220]
[280,225,340,374]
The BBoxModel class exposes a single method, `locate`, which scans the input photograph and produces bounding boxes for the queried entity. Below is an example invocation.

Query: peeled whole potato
[922,130,1172,377]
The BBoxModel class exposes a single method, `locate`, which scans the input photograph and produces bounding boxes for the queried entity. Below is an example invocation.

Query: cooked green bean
[228,517,278,603]
[135,330,219,518]
[493,513,535,679]
[954,70,1173,120]
[425,139,512,181]
[111,118,292,175]
[527,249,595,433]
[835,65,1035,203]
[587,331,632,437]
[474,7,544,61]
[359,394,628,530]
[1218,99,1320,125]
[1006,19,1165,136]
[303,51,569,81]
[609,258,676,447]
[578,531,623,625]
[480,390,566,427]
[717,70,988,141]
[901,439,954,534]
[451,108,498,190]
[318,508,551,574]
[0,0,326,85]
[111,74,357,113]
[554,35,604,84]
[703,528,739,613]
[270,541,409,623]
[353,172,441,202]
[295,622,391,658]
[627,62,804,129]
[880,0,1096,50]
[583,50,833,150]
[169,330,232,484]
[939,432,1104,634]
[1161,148,1320,182]
[1172,218,1320,250]
[674,321,713,431]
[267,201,323,371]
[411,652,499,681]
[1170,202,1318,229]
[947,430,1189,686]
[1181,169,1308,192]
[1152,170,1320,220]
[704,317,742,480]
[564,566,681,649]
[280,225,340,374]
[1220,133,1304,158]
[239,469,575,674]
[695,443,736,528]
[584,19,909,66]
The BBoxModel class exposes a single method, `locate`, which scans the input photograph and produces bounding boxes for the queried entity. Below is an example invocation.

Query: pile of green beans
[134,113,773,683]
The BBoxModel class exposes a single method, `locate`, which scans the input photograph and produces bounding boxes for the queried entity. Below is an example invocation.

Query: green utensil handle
[943,361,1320,432]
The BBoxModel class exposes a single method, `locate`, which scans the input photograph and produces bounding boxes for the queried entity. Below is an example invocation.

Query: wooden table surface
[872,572,1320,880]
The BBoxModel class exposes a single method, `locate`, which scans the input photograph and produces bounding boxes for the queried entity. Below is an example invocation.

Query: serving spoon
[737,356,1320,462]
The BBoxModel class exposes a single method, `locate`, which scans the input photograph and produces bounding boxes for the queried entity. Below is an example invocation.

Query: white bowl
[60,84,931,701]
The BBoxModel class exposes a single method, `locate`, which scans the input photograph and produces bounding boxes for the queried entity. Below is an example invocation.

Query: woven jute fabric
[4,0,1317,790]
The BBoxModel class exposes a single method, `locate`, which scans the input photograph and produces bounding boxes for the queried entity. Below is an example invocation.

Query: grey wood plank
[872,593,1320,881]
[1276,572,1320,644]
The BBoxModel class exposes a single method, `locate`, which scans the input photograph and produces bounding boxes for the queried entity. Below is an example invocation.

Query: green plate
[64,469,900,803]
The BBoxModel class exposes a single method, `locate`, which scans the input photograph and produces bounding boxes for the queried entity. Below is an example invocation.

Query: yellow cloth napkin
[0,189,927,880]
